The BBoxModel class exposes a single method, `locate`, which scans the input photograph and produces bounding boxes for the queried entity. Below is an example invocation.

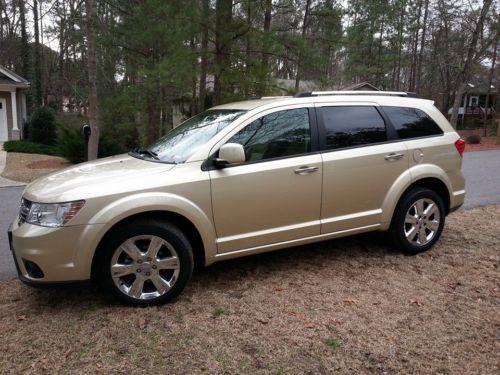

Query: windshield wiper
[131,148,159,160]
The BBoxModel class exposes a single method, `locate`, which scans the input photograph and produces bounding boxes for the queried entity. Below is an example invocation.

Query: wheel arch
[404,178,450,213]
[381,166,453,230]
[91,210,208,280]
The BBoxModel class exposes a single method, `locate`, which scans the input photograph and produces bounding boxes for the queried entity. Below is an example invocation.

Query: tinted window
[321,106,387,150]
[383,106,443,139]
[228,108,311,161]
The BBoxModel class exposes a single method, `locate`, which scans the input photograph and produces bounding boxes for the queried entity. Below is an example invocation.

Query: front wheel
[390,187,446,255]
[97,220,194,306]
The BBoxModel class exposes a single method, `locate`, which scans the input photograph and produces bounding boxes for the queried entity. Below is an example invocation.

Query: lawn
[0,205,498,374]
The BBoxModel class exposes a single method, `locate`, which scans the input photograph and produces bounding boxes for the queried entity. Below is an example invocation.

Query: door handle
[294,166,319,175]
[384,153,404,161]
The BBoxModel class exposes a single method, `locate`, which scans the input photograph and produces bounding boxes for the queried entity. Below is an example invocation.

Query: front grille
[18,198,32,225]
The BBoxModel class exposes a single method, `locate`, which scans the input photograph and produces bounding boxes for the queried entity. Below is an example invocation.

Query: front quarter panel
[86,191,216,257]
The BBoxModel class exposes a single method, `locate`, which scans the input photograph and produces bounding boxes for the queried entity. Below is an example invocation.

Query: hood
[24,154,176,202]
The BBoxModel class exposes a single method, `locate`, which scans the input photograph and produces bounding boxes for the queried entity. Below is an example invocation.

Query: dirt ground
[1,152,71,183]
[0,205,498,374]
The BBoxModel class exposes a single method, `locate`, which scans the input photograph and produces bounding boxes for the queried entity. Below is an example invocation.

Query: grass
[212,307,225,317]
[0,205,498,374]
[324,338,341,348]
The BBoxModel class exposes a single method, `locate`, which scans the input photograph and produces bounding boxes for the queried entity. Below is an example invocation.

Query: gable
[0,66,30,88]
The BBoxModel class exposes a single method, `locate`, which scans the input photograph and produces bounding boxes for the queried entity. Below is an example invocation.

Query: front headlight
[25,200,85,228]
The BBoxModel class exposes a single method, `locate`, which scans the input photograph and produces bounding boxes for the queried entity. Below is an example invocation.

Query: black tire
[96,219,194,306]
[389,187,446,255]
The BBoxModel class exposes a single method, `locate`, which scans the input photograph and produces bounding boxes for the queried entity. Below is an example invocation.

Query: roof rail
[294,90,418,98]
[247,95,293,100]
[261,95,292,99]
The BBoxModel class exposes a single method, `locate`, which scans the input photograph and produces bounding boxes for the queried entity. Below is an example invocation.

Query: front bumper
[9,219,107,284]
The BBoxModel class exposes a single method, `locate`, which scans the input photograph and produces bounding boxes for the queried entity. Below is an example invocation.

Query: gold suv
[8,91,466,305]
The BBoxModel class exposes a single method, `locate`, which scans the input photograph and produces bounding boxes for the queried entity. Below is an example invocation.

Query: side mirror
[215,143,245,168]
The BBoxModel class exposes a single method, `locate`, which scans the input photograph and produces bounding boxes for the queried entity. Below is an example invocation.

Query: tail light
[454,139,465,158]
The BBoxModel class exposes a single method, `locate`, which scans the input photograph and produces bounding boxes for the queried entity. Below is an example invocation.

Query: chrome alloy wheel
[404,198,441,246]
[110,235,180,300]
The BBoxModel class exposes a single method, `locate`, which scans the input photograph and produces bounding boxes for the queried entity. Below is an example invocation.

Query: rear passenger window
[321,106,387,150]
[383,106,443,139]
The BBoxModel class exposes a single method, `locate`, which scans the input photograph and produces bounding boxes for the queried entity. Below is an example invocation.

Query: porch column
[10,90,20,140]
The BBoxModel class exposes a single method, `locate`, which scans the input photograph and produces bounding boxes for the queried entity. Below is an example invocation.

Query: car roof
[211,93,435,112]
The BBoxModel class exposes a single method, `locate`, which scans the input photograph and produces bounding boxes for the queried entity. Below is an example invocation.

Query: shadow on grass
[23,231,397,310]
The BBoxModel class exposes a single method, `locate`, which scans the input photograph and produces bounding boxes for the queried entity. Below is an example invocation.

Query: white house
[0,65,30,142]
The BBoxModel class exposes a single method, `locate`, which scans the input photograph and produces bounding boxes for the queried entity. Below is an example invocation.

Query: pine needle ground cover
[0,206,498,374]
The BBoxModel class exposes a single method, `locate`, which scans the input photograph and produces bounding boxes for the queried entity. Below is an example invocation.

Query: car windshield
[131,109,246,164]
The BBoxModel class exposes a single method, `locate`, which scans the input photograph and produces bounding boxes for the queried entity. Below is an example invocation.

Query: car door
[317,104,410,234]
[209,107,322,253]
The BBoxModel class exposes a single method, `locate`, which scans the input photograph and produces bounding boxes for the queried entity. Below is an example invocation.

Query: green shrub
[57,126,127,164]
[29,107,58,145]
[57,126,85,164]
[99,132,126,158]
[3,140,59,155]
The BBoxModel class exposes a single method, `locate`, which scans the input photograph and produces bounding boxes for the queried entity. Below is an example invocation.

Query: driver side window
[228,108,311,162]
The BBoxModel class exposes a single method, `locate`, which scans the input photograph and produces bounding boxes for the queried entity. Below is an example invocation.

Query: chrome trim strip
[215,224,380,259]
[321,209,382,225]
[216,220,321,244]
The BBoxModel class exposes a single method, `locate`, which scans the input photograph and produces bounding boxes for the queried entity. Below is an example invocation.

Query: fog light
[23,259,44,279]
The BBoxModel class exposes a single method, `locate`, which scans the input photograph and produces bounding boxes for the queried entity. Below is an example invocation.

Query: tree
[32,0,43,109]
[213,0,234,105]
[294,0,311,91]
[198,0,210,112]
[85,0,100,160]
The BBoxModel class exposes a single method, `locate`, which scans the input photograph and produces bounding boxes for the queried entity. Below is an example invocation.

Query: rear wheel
[97,220,193,306]
[390,187,445,255]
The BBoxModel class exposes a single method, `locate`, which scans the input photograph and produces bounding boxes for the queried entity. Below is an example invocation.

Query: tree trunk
[260,0,272,95]
[450,0,493,128]
[18,0,31,114]
[375,17,385,87]
[244,0,252,96]
[190,37,197,116]
[146,91,159,145]
[58,14,66,111]
[85,0,100,160]
[415,0,429,94]
[32,0,43,109]
[395,6,405,90]
[198,0,209,112]
[295,0,311,92]
[483,41,496,136]
[213,0,233,105]
[409,0,422,92]
[19,1,29,78]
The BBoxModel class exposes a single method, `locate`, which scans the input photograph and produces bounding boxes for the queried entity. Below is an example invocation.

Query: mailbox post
[82,124,91,161]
